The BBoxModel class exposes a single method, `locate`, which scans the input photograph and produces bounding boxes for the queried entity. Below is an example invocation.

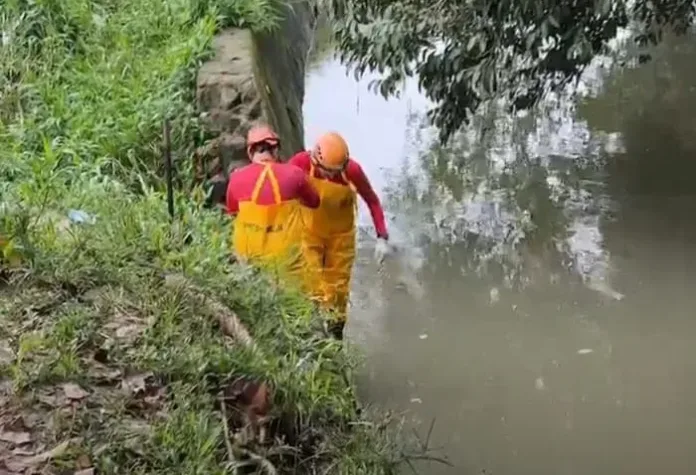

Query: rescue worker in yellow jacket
[289,132,389,339]
[226,124,320,289]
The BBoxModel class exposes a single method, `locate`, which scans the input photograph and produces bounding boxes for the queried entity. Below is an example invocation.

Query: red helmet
[246,124,279,158]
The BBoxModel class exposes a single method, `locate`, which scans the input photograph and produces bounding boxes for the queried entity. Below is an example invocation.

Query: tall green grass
[1,0,280,184]
[0,0,426,473]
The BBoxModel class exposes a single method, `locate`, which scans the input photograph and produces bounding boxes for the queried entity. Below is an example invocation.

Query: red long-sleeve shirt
[288,151,389,239]
[226,162,320,214]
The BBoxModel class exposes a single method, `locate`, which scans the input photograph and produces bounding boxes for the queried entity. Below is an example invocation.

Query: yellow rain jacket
[232,164,305,288]
[302,164,358,322]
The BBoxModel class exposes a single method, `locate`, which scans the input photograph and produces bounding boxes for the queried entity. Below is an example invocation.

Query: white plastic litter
[68,209,96,225]
[374,237,392,264]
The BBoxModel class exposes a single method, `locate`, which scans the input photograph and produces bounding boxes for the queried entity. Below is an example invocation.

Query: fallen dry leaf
[143,386,166,406]
[75,469,95,475]
[3,438,79,472]
[0,340,15,366]
[63,383,89,400]
[121,373,152,395]
[115,323,143,340]
[0,379,12,399]
[86,360,121,384]
[11,448,35,456]
[4,415,28,433]
[75,453,91,469]
[38,390,61,408]
[104,305,145,343]
[0,431,31,445]
[21,413,40,429]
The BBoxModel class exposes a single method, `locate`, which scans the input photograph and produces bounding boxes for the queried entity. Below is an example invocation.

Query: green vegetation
[325,0,695,142]
[0,0,433,472]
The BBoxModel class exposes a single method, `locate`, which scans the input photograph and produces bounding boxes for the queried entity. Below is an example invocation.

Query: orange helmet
[246,124,279,157]
[313,132,349,170]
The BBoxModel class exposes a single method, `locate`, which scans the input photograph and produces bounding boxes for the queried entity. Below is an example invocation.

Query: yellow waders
[302,164,357,326]
[232,164,305,289]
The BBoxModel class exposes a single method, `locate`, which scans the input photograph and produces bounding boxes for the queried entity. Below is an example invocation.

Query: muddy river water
[303,35,696,474]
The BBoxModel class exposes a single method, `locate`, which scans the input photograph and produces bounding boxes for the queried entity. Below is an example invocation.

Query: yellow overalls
[302,164,358,323]
[232,164,305,288]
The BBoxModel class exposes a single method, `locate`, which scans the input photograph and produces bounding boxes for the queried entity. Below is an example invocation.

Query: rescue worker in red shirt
[226,124,320,290]
[289,132,389,339]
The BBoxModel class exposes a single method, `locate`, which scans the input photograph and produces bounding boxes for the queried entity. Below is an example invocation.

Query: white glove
[374,237,391,264]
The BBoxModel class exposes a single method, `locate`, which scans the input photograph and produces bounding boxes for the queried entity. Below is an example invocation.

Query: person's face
[311,149,343,178]
[317,166,339,178]
[250,141,279,162]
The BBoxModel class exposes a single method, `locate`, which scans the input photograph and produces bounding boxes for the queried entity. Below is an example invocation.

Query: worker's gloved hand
[374,237,391,265]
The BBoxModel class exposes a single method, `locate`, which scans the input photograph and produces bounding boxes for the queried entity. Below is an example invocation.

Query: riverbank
[0,0,415,472]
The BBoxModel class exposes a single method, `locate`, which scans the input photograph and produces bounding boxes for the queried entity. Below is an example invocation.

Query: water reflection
[382,102,621,300]
[303,31,696,475]
[581,32,696,295]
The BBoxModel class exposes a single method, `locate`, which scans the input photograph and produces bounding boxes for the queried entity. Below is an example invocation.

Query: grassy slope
[0,0,414,472]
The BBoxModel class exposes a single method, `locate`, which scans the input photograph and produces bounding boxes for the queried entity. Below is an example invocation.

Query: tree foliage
[326,0,696,142]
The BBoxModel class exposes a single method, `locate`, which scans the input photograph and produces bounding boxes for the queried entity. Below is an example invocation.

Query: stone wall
[195,2,316,206]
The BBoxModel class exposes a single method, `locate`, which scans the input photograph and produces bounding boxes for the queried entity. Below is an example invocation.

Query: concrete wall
[194,2,316,205]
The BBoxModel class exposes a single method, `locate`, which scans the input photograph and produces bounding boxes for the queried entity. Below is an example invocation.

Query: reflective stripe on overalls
[301,164,358,322]
[232,164,304,287]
